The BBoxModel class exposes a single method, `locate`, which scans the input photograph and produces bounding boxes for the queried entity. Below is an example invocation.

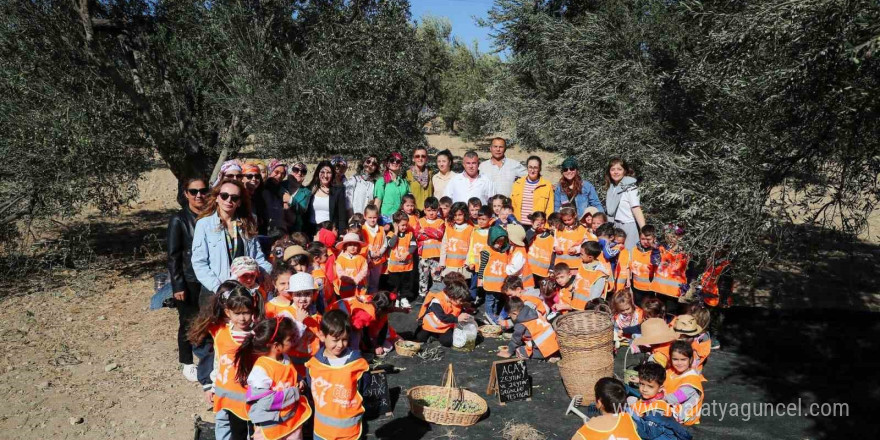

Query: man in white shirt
[444,150,495,204]
[478,137,526,198]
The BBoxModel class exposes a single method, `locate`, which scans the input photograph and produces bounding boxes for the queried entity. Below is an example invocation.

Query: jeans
[484,291,508,324]
[193,337,214,388]
[215,409,252,440]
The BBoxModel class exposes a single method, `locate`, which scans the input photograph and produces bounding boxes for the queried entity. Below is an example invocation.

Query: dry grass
[501,420,546,440]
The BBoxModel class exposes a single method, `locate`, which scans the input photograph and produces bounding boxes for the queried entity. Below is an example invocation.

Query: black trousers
[415,327,454,347]
[175,281,202,364]
[228,410,253,440]
[387,270,416,301]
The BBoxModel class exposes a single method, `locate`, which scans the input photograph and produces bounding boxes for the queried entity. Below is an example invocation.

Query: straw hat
[632,318,679,346]
[335,233,365,250]
[283,245,308,261]
[506,224,526,247]
[286,273,315,293]
[672,314,703,336]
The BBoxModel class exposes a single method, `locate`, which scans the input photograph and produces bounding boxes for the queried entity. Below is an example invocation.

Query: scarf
[409,166,429,189]
[605,176,637,219]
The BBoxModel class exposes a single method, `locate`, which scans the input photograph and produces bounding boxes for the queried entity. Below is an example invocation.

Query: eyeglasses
[219,192,241,203]
[291,167,306,174]
[389,159,402,165]
[187,188,210,196]
[562,167,577,172]
[243,174,261,180]
[413,154,427,159]
[226,173,242,180]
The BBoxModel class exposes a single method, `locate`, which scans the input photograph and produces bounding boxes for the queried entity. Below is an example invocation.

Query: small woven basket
[406,364,488,426]
[478,324,503,338]
[394,340,422,357]
[557,351,615,403]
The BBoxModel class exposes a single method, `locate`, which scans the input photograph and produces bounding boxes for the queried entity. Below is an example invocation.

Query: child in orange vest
[629,362,674,418]
[672,312,711,372]
[305,310,371,440]
[466,206,494,305]
[477,225,511,325]
[417,197,445,297]
[611,288,645,348]
[572,378,642,440]
[594,223,627,291]
[268,264,294,302]
[307,242,333,314]
[699,246,732,350]
[572,241,611,303]
[663,340,707,426]
[650,224,689,315]
[437,202,474,278]
[553,206,588,270]
[386,210,416,309]
[549,262,577,316]
[498,297,560,361]
[579,206,598,230]
[231,256,269,301]
[361,204,388,294]
[415,275,472,347]
[467,197,482,224]
[632,318,679,368]
[266,273,323,377]
[235,317,312,440]
[505,224,534,289]
[334,233,368,300]
[590,212,607,236]
[188,282,260,440]
[525,211,555,288]
[499,276,549,326]
[363,291,403,356]
[630,225,660,306]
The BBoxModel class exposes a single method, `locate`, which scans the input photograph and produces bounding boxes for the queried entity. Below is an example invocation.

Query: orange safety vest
[521,292,549,317]
[335,254,367,299]
[649,341,672,368]
[611,248,631,292]
[305,355,370,440]
[444,224,474,269]
[331,295,377,322]
[249,356,312,440]
[407,214,419,233]
[419,218,445,259]
[510,246,534,289]
[311,265,335,311]
[467,228,490,268]
[630,246,655,292]
[631,398,673,417]
[556,226,587,269]
[418,291,461,333]
[360,225,387,267]
[527,232,554,278]
[287,314,322,377]
[573,262,610,302]
[573,412,642,440]
[664,370,707,426]
[521,316,559,358]
[651,247,688,298]
[701,259,730,307]
[387,232,414,273]
[558,282,588,312]
[210,325,250,420]
[482,247,509,293]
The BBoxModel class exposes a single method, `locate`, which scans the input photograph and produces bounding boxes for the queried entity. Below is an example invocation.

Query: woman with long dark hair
[604,158,645,249]
[345,155,381,216]
[553,157,604,218]
[167,175,209,381]
[305,161,348,237]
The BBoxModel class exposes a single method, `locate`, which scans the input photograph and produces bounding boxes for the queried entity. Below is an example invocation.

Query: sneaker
[182,364,198,382]
[394,299,400,308]
[710,337,721,350]
[399,298,411,309]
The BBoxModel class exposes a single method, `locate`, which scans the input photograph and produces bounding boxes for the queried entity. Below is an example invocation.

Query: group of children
[182,185,731,439]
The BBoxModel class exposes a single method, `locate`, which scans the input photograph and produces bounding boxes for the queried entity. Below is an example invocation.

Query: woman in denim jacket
[553,157,604,218]
[192,179,273,298]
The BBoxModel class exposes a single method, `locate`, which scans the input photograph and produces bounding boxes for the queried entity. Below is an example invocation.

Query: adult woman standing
[605,158,645,250]
[305,161,348,236]
[511,156,555,228]
[212,160,243,187]
[285,162,311,233]
[345,155,381,216]
[167,176,209,381]
[432,149,455,201]
[405,147,433,211]
[553,157,604,219]
[191,179,272,297]
[373,152,410,218]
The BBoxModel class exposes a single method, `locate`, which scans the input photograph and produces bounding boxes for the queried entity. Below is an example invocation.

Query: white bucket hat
[286,272,315,293]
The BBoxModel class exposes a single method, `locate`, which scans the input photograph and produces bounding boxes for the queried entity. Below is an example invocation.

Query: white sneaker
[399,298,411,309]
[182,364,198,382]
[394,299,401,308]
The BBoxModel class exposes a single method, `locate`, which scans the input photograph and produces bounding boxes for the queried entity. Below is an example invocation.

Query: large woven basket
[406,364,488,426]
[555,310,614,357]
[557,352,615,403]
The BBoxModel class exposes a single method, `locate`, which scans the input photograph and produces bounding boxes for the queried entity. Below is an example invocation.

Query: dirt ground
[0,134,876,439]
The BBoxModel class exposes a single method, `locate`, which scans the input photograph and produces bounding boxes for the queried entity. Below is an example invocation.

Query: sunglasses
[562,167,577,172]
[389,159,402,164]
[291,167,306,174]
[226,173,242,180]
[413,154,427,159]
[364,159,376,165]
[219,192,241,203]
[243,174,261,180]
[187,188,210,196]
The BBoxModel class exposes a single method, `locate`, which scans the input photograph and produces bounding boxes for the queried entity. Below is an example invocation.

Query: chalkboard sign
[485,359,532,404]
[363,371,393,418]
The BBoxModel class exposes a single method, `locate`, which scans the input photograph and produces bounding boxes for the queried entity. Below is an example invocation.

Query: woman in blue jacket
[553,157,604,218]
[191,178,273,299]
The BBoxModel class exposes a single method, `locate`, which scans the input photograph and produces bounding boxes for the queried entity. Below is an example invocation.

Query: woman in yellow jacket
[510,156,555,229]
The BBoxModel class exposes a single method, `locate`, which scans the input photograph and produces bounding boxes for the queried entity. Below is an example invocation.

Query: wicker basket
[555,310,614,357]
[395,340,422,357]
[406,364,488,426]
[478,325,503,338]
[557,352,615,403]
